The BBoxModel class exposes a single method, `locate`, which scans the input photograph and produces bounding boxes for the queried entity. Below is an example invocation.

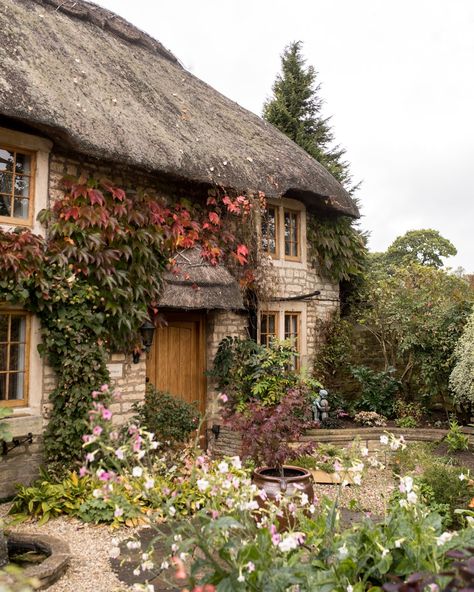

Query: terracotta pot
[252,465,314,504]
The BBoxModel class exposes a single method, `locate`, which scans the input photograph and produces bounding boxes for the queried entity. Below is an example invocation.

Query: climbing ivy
[0,177,252,477]
[307,213,367,283]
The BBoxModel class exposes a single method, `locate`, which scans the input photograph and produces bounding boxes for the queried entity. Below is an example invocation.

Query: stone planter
[253,466,314,500]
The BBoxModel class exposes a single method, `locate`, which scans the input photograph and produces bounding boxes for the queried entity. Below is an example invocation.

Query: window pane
[0,149,14,172]
[0,374,6,400]
[0,344,7,371]
[260,312,278,346]
[0,315,8,342]
[9,344,25,371]
[10,316,26,342]
[261,207,277,254]
[14,197,29,219]
[15,153,31,175]
[14,175,30,198]
[0,194,11,216]
[284,211,299,258]
[8,372,24,400]
[0,171,13,195]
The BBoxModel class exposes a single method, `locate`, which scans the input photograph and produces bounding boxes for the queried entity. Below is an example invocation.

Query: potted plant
[234,387,316,500]
[212,338,318,502]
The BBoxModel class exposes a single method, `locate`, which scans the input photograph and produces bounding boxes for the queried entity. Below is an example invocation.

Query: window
[259,310,301,368]
[284,210,300,259]
[260,312,278,346]
[261,206,278,257]
[0,311,30,407]
[261,203,302,262]
[0,145,35,225]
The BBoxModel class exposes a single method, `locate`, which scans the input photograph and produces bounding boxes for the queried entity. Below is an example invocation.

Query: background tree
[385,229,457,269]
[263,41,353,190]
[450,309,474,410]
[263,41,367,304]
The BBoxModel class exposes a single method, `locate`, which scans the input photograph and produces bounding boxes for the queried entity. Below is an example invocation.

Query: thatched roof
[159,249,244,310]
[0,0,359,218]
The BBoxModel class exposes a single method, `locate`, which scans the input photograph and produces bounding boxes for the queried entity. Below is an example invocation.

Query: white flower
[361,447,369,457]
[338,544,349,559]
[347,586,354,592]
[380,435,389,445]
[144,478,155,490]
[218,460,229,473]
[197,478,210,492]
[459,473,467,481]
[381,547,390,558]
[115,448,125,460]
[160,560,169,570]
[436,531,455,546]
[237,574,245,583]
[278,533,304,552]
[246,561,255,573]
[132,466,143,478]
[92,488,103,498]
[300,493,309,506]
[352,474,362,486]
[231,456,242,469]
[399,499,408,509]
[168,505,176,517]
[114,506,124,517]
[406,491,418,504]
[126,540,141,550]
[399,476,413,494]
[109,546,121,559]
[394,538,404,548]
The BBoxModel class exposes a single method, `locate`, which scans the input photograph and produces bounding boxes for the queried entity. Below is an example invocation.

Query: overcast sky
[94,0,474,272]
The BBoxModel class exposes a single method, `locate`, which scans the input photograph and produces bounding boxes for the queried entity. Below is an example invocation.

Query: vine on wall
[0,177,253,477]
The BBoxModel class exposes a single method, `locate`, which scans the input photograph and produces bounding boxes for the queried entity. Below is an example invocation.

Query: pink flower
[91,391,99,399]
[92,425,103,436]
[79,466,88,477]
[218,392,228,403]
[211,510,219,519]
[102,408,112,420]
[100,384,109,392]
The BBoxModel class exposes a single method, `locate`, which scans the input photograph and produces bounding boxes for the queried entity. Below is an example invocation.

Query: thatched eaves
[159,249,244,311]
[0,0,359,217]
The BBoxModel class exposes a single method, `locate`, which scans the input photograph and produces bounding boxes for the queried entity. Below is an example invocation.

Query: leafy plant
[0,565,39,591]
[351,365,401,417]
[224,387,315,470]
[393,400,424,428]
[9,471,93,525]
[450,309,474,409]
[132,385,199,446]
[445,419,470,453]
[210,337,300,410]
[354,411,387,427]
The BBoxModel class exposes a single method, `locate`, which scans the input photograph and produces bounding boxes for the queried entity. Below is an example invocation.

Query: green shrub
[393,399,424,428]
[209,337,301,410]
[132,384,199,445]
[395,416,418,428]
[450,309,474,408]
[9,471,93,525]
[445,419,470,453]
[351,365,401,417]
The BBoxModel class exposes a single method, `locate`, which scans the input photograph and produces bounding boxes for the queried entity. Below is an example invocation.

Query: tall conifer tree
[263,41,354,192]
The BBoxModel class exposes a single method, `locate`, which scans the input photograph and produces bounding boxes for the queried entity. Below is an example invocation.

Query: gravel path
[0,467,394,591]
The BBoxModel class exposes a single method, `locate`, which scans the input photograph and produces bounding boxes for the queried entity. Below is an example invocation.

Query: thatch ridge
[1,0,359,217]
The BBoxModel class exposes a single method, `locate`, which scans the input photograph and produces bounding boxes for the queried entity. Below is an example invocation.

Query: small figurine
[312,389,330,422]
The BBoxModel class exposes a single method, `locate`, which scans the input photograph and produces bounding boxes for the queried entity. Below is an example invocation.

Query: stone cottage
[0,0,358,496]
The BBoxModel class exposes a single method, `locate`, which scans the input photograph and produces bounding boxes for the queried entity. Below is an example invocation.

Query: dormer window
[261,201,302,262]
[0,145,35,225]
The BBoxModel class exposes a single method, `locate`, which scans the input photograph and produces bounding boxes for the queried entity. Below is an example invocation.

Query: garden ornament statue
[312,389,330,422]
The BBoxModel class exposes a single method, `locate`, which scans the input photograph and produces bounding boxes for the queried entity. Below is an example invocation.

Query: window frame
[0,308,31,408]
[260,201,303,263]
[283,208,301,261]
[0,143,37,227]
[259,311,279,347]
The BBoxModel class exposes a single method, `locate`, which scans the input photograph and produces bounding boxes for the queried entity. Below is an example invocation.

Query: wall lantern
[132,320,156,364]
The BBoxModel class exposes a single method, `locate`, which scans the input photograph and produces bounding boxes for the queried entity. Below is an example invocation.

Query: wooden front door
[146,313,206,414]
